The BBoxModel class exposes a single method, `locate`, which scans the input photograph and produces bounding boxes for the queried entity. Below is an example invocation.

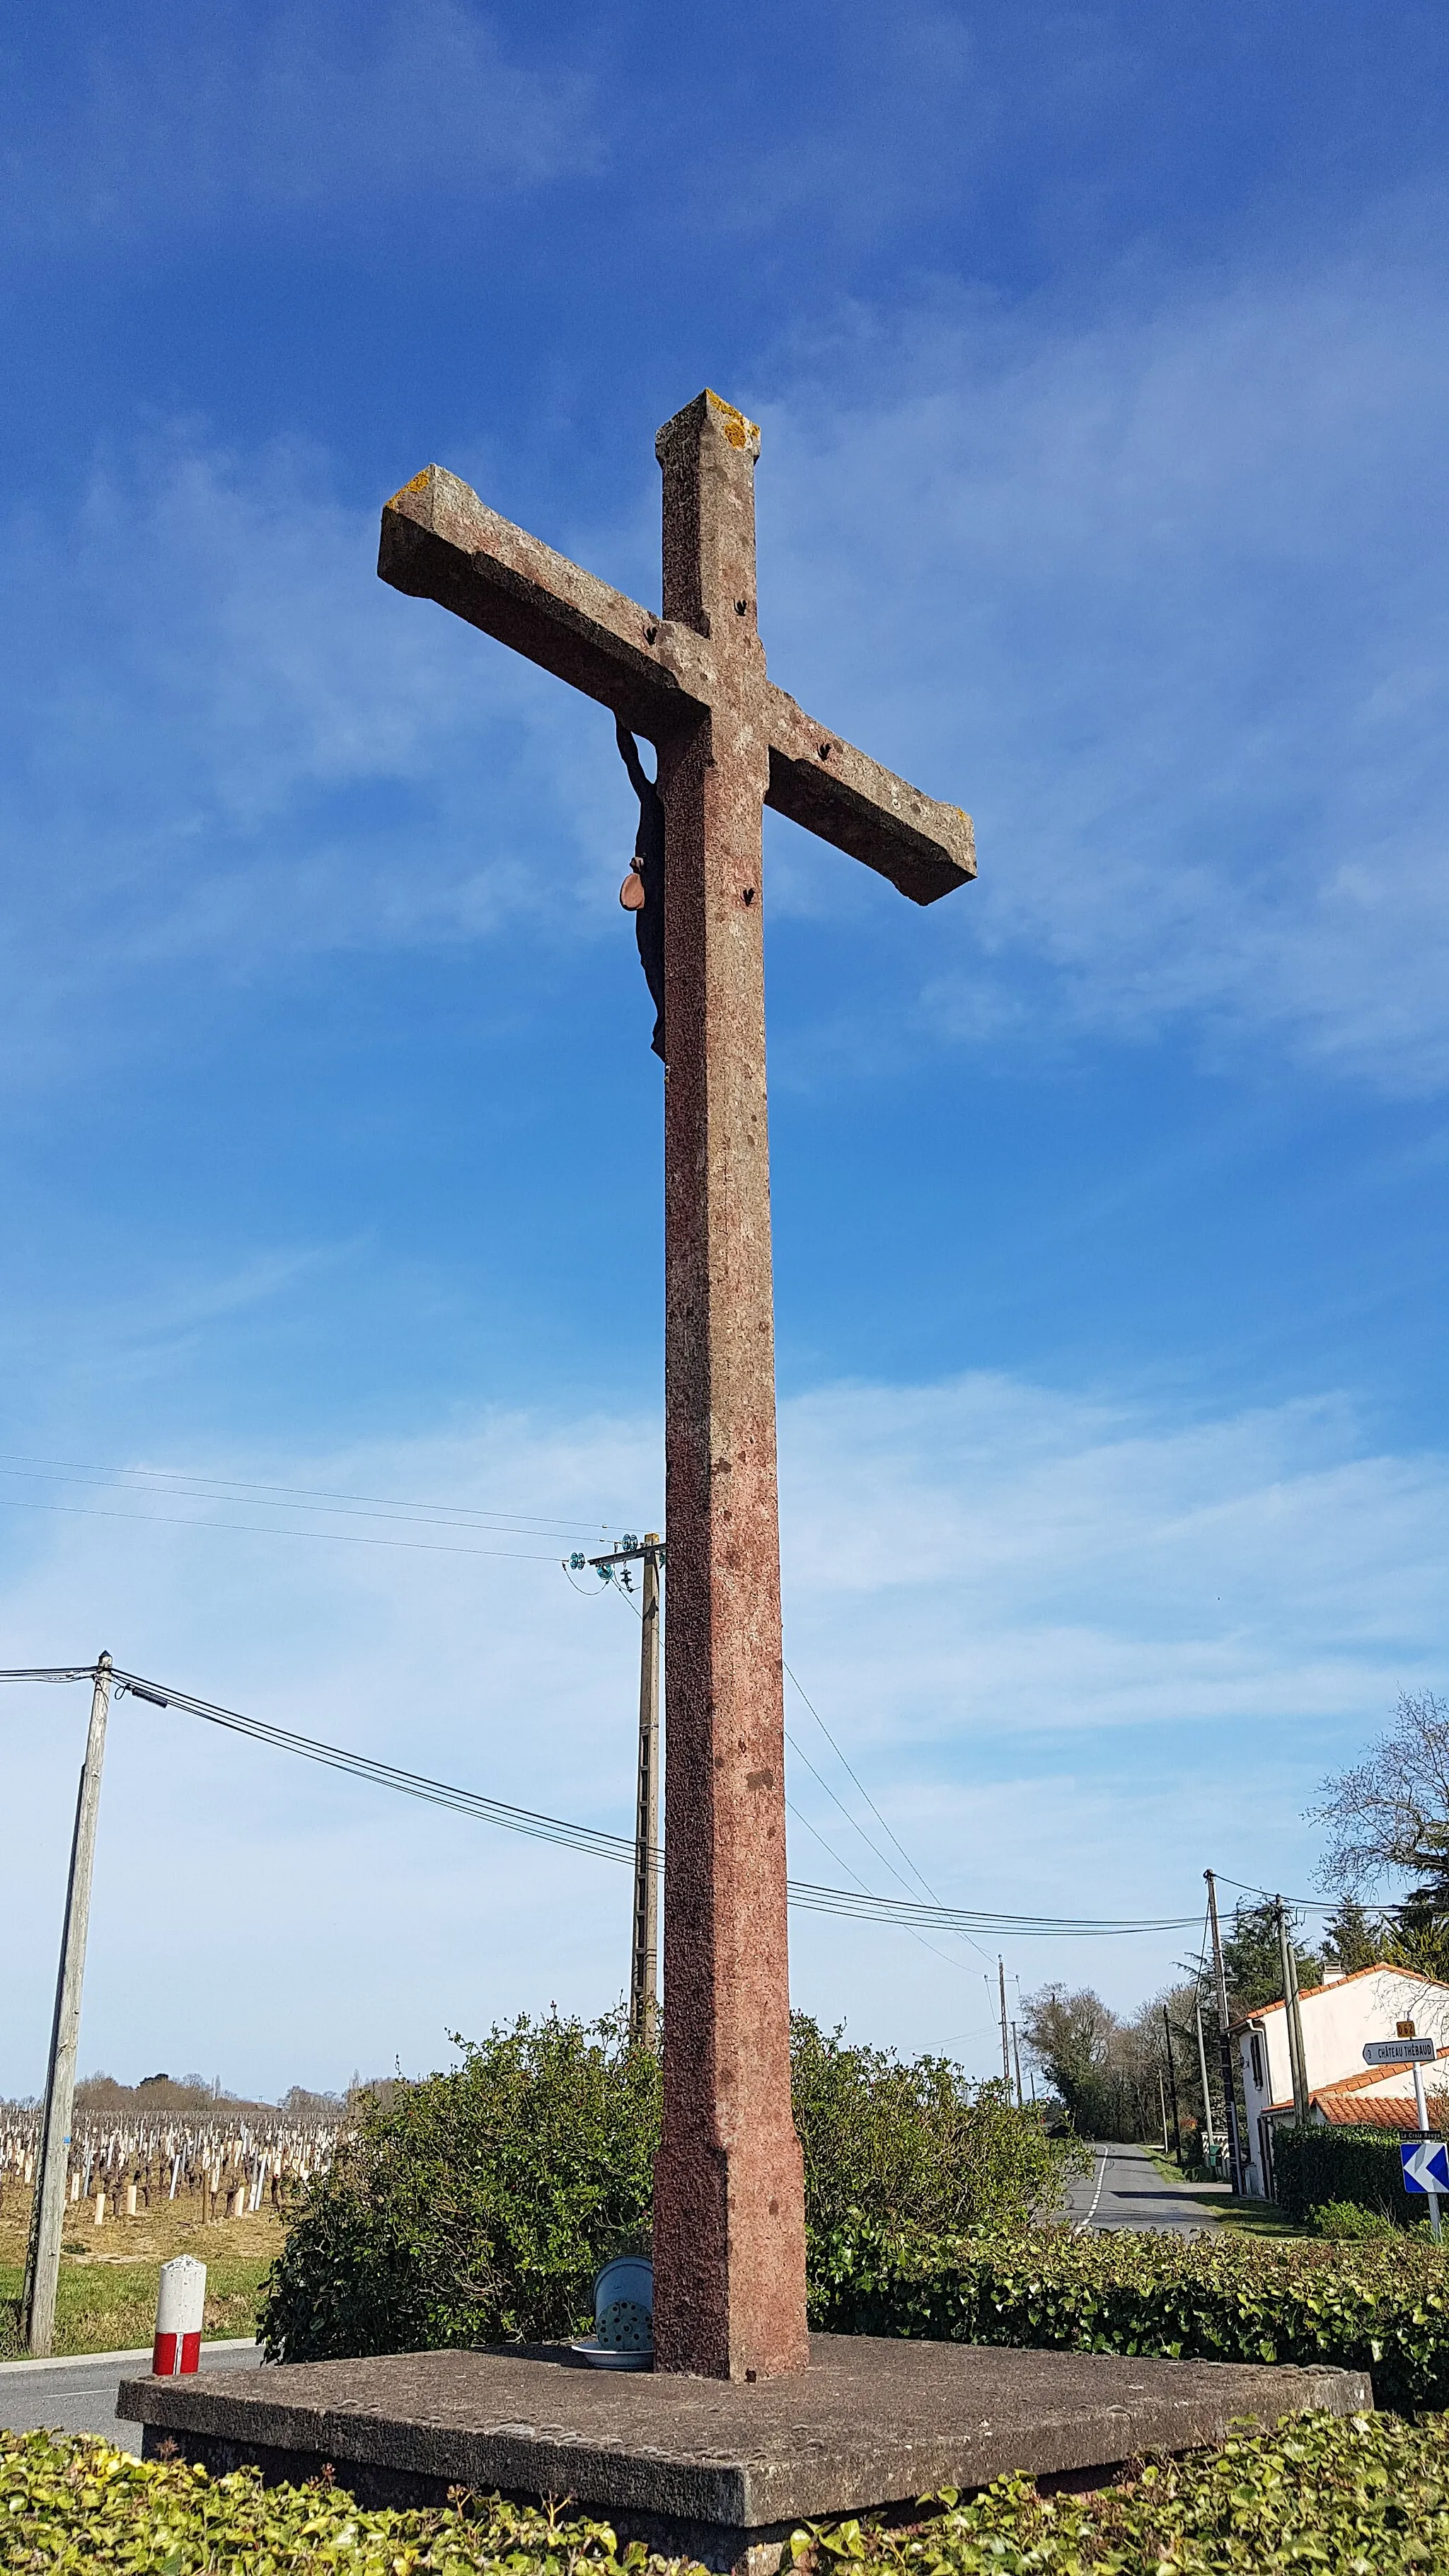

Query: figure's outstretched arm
[615,716,652,801]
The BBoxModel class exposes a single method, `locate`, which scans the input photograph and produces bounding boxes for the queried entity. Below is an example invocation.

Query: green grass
[0,2254,269,2359]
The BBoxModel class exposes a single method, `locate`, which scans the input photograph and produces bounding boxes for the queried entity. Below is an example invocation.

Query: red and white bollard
[152,2254,206,2376]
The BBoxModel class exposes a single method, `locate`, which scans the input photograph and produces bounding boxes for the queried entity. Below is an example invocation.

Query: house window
[1250,2032,1264,2091]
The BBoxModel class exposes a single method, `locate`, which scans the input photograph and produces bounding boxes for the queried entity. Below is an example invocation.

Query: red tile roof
[1312,2093,1445,2131]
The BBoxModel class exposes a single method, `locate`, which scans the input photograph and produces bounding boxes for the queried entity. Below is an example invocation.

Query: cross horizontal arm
[766,688,975,906]
[379,463,975,908]
[378,466,693,739]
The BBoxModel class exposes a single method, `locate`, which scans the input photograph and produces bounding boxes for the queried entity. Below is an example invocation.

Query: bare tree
[1310,1691,1449,1900]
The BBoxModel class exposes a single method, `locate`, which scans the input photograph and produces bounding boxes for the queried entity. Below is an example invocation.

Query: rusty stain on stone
[374,393,974,2383]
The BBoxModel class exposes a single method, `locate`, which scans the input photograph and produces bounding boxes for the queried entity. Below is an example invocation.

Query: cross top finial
[656,390,761,466]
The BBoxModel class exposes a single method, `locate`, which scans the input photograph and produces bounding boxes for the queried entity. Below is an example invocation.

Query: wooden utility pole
[1011,2021,1024,2111]
[23,1655,112,2355]
[998,1958,1012,2093]
[1276,1898,1310,2125]
[633,1537,662,2048]
[589,1535,665,2049]
[1204,1869,1244,2196]
[1162,2005,1182,2160]
[1195,1993,1217,2159]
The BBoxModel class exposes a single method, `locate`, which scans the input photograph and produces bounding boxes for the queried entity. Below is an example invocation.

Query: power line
[782,1658,997,1971]
[0,1455,609,1540]
[0,1665,1203,1936]
[784,1659,940,1908]
[0,1497,570,1563]
[1212,1871,1353,1917]
[604,1574,986,1977]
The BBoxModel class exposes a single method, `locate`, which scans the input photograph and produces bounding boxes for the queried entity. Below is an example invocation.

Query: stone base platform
[117,2334,1371,2574]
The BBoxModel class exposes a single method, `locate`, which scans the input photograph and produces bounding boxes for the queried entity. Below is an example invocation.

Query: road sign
[1402,2139,1449,2194]
[1365,2038,1438,2064]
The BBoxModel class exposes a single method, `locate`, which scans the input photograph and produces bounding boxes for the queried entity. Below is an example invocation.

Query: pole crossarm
[379,464,975,908]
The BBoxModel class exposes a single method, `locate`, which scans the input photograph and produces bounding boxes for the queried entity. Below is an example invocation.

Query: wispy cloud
[0,431,633,1068]
[757,201,1449,1090]
[7,198,1448,1099]
[4,0,594,247]
[1,1365,1441,2092]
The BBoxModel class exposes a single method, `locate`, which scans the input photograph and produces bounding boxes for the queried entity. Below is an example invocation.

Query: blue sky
[2,0,1448,2098]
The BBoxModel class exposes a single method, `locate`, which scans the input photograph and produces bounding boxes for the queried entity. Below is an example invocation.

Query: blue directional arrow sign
[1402,2139,1449,2195]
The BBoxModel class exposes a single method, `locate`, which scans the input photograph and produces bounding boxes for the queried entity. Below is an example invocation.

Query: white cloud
[3,0,592,246]
[6,199,1449,1097]
[0,432,636,1071]
[755,207,1449,1090]
[1,1364,1443,2096]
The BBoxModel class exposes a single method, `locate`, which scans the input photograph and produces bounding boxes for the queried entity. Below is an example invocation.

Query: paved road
[0,2338,264,2451]
[1064,2140,1225,2234]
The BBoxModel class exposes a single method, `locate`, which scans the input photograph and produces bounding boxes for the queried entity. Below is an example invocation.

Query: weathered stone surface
[377,393,974,2381]
[118,2333,1371,2572]
[651,392,806,2386]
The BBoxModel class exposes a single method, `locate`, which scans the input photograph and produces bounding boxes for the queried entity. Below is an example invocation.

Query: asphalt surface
[1064,2140,1225,2234]
[0,2337,264,2450]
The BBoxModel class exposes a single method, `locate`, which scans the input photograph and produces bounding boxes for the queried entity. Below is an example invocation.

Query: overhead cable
[0,1454,608,1539]
[1,1664,1203,1937]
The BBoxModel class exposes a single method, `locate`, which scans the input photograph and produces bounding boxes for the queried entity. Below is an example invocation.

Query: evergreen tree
[1221,1900,1322,2017]
[1320,1897,1389,1975]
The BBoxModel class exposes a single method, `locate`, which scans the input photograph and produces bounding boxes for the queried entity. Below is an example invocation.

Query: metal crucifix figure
[615,718,666,1061]
[378,391,974,2382]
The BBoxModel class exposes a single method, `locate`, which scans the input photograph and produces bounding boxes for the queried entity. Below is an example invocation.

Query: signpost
[1365,2036,1444,2241]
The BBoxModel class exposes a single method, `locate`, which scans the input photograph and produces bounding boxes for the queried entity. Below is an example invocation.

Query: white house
[1234,1963,1449,2200]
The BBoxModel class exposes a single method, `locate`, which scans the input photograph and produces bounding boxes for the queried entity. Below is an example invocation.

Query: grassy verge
[1141,2152,1311,2239]
[6,2411,1449,2575]
[0,2256,270,2360]
[1208,2197,1315,2239]
[0,2195,281,2358]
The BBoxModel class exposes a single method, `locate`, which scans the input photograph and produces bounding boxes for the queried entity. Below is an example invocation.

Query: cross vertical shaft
[652,393,809,2381]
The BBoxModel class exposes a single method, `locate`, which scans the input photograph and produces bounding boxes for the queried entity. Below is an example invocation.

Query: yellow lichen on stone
[387,466,436,509]
[705,391,761,453]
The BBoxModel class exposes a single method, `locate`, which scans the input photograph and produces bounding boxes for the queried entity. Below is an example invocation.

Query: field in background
[0,2188,284,2356]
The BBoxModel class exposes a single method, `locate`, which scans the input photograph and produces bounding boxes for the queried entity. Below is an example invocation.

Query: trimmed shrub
[1274,2122,1429,2226]
[808,2217,1449,2414]
[260,2013,1083,2363]
[0,2431,689,2572]
[1313,2198,1401,2241]
[260,2011,662,2362]
[11,2412,1449,2575]
[795,2406,1449,2575]
[790,2019,1087,2239]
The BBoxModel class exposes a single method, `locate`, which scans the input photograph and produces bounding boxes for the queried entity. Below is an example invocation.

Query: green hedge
[260,2014,1083,2364]
[8,2415,1449,2576]
[0,2432,683,2573]
[795,2407,1449,2575]
[1273,2121,1429,2226]
[809,2219,1449,2414]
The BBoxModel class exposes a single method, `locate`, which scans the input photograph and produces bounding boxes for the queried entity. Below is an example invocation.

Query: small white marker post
[153,2255,207,2376]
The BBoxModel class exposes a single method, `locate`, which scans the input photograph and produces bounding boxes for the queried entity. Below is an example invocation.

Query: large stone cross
[379,391,974,2381]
